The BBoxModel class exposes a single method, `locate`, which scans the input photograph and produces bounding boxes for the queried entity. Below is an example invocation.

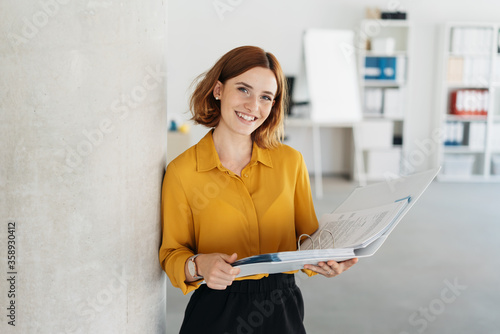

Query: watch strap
[188,254,203,279]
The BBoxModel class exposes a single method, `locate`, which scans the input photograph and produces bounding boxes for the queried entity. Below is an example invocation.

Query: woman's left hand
[304,258,358,278]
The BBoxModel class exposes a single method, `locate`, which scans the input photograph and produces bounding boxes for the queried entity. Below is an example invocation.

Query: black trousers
[179,273,306,334]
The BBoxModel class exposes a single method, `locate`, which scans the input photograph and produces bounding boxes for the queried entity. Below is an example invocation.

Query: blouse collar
[196,130,273,172]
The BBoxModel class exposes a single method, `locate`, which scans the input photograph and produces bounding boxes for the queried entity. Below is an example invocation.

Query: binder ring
[297,234,313,251]
[318,229,335,249]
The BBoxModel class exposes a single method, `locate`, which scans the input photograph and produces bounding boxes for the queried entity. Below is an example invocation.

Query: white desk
[285,117,366,199]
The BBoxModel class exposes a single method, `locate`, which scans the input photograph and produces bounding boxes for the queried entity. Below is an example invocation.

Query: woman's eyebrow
[235,81,275,97]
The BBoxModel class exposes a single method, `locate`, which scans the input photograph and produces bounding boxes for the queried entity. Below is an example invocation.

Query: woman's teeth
[237,112,256,121]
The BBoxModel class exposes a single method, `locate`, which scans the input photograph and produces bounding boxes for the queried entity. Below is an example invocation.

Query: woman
[159,45,357,333]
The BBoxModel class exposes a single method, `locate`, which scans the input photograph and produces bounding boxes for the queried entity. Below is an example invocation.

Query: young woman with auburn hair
[190,45,286,149]
[159,45,357,333]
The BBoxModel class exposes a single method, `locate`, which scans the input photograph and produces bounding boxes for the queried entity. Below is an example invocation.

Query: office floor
[165,177,500,334]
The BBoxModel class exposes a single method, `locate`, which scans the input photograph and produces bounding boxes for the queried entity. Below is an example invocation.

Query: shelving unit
[356,19,411,181]
[436,22,500,182]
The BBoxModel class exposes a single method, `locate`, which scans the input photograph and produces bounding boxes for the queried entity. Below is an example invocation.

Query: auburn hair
[190,46,287,149]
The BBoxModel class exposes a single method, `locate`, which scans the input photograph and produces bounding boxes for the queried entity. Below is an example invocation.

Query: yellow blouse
[159,131,319,294]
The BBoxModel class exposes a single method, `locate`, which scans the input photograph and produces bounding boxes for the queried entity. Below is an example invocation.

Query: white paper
[301,200,409,250]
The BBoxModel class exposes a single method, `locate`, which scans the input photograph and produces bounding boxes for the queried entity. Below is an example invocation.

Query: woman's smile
[235,111,257,122]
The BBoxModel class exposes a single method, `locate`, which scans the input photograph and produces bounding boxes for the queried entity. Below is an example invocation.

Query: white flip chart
[303,29,362,123]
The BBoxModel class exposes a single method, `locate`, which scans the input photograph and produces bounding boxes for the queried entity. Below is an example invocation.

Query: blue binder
[364,57,381,80]
[380,57,396,80]
[365,56,398,80]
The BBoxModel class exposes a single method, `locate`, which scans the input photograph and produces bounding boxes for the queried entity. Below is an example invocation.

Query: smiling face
[213,66,278,139]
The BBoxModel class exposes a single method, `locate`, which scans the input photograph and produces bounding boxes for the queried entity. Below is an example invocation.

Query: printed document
[300,200,409,251]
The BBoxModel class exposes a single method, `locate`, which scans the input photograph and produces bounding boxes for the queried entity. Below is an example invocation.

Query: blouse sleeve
[159,162,202,295]
[294,152,320,277]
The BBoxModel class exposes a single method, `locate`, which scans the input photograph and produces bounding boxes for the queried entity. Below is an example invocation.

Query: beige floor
[165,176,500,334]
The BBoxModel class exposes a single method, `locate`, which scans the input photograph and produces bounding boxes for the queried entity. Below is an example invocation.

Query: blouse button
[244,174,249,177]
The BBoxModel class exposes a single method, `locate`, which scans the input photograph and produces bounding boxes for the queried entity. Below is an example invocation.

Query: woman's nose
[244,95,259,112]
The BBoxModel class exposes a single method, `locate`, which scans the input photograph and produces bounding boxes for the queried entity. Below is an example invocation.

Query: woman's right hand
[195,253,241,290]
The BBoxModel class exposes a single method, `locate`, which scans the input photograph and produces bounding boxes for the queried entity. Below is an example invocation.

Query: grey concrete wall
[0,1,167,333]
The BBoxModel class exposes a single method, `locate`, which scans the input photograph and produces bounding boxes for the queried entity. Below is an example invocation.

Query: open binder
[231,168,440,278]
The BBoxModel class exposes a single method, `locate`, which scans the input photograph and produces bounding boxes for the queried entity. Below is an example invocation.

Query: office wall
[167,0,500,175]
[1,2,167,333]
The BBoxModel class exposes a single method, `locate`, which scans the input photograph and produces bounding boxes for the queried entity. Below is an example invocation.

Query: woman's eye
[261,95,272,102]
[238,87,249,94]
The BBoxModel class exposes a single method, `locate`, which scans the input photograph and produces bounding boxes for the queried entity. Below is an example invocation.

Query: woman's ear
[213,81,223,99]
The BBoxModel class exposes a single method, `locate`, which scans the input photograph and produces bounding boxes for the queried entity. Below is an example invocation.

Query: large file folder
[231,168,440,278]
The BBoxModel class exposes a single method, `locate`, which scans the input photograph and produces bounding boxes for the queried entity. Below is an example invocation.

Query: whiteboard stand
[299,29,366,198]
[352,123,367,188]
[311,123,323,197]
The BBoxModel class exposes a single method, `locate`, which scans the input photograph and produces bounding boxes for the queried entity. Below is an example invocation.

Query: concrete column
[1,1,167,333]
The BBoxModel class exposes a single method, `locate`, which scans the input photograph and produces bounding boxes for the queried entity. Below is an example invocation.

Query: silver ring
[327,271,332,275]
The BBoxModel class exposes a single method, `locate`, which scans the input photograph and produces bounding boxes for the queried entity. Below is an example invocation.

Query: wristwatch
[187,254,203,279]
